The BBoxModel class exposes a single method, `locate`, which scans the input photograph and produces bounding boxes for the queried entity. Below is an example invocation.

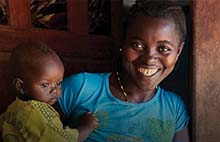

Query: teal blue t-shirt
[59,72,189,142]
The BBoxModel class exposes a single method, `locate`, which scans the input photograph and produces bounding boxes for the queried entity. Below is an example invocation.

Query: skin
[109,15,189,141]
[54,104,98,142]
[13,55,98,142]
[14,55,64,105]
[76,112,98,142]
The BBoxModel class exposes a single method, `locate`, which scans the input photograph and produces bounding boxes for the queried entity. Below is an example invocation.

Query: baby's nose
[50,88,56,93]
[49,86,60,95]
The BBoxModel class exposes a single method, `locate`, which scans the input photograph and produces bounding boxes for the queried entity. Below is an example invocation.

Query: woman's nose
[141,48,158,61]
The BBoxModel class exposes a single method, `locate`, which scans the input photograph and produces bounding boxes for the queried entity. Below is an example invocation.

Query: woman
[58,0,190,141]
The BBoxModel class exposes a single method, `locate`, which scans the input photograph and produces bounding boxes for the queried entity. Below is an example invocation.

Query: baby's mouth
[49,96,58,102]
[138,67,158,77]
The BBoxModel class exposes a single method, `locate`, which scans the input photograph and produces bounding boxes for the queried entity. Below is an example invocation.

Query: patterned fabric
[31,0,67,30]
[59,72,189,142]
[30,0,111,33]
[0,0,7,24]
[88,0,110,35]
[0,98,78,142]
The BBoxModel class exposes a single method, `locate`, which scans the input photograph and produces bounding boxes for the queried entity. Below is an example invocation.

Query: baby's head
[10,41,64,105]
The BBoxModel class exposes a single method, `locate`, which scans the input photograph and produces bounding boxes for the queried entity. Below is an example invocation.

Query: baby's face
[22,56,64,105]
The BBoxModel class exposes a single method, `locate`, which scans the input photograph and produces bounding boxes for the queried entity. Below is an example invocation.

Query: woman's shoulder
[158,87,188,121]
[158,87,184,104]
[67,72,110,79]
[64,72,111,83]
[61,72,111,96]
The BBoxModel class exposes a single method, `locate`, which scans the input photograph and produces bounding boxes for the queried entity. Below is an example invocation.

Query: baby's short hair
[10,41,60,78]
[126,0,186,43]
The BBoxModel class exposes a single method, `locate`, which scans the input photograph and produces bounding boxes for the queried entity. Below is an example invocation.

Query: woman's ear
[176,42,184,61]
[13,78,24,94]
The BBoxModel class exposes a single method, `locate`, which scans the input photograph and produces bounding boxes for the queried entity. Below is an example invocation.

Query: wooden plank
[193,0,220,141]
[67,0,88,34]
[0,27,115,58]
[0,27,118,73]
[111,0,123,41]
[7,0,31,30]
[0,52,14,115]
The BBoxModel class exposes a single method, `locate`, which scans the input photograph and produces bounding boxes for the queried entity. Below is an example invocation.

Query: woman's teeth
[138,67,158,76]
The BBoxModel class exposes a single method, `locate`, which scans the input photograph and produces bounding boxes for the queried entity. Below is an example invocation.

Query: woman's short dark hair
[125,0,186,43]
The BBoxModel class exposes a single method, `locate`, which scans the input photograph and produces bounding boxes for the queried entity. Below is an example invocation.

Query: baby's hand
[77,112,99,142]
[79,112,98,129]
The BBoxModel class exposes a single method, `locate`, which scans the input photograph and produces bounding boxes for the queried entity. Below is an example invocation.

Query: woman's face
[122,16,183,90]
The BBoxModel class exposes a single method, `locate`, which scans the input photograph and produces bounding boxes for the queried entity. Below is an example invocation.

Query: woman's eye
[40,83,49,88]
[158,45,171,53]
[131,42,144,51]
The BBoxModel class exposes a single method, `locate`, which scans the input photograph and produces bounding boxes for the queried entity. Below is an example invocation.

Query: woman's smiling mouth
[138,67,159,77]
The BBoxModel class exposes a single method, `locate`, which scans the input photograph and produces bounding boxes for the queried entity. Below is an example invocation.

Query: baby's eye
[40,83,49,88]
[56,81,62,87]
[131,42,144,51]
[158,45,171,53]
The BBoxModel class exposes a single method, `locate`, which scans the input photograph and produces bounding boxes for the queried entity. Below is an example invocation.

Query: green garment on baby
[0,98,78,142]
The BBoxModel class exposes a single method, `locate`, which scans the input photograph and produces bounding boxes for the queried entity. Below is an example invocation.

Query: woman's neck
[126,86,157,103]
[113,72,157,103]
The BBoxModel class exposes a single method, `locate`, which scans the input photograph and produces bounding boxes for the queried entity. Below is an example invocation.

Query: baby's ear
[13,78,24,94]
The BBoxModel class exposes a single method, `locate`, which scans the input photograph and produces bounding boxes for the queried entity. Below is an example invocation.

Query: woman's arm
[173,126,190,142]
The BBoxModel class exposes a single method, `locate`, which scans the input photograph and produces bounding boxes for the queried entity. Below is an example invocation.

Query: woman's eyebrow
[158,40,175,47]
[126,36,142,40]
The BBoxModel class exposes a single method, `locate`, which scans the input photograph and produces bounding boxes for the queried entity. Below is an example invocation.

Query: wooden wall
[0,0,123,114]
[193,0,220,141]
[0,1,124,140]
[3,0,220,141]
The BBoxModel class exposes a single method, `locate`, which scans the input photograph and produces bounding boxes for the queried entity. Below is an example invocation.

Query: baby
[0,41,98,142]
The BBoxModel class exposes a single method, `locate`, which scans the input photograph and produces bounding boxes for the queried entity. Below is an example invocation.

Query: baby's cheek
[56,89,61,98]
